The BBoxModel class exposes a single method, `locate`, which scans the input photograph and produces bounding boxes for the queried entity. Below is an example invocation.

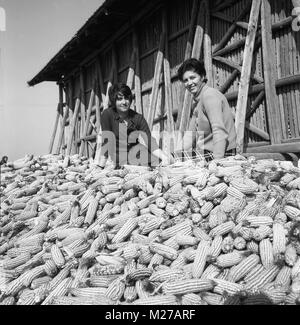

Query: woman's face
[182,70,205,96]
[115,92,131,114]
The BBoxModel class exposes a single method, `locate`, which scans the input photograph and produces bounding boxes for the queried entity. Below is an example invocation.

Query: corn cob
[41,277,73,305]
[232,236,246,250]
[243,216,273,228]
[242,293,274,305]
[230,177,258,194]
[214,250,250,269]
[291,257,300,279]
[284,244,297,267]
[105,277,126,301]
[160,220,192,241]
[21,265,46,287]
[192,227,211,241]
[209,221,235,238]
[274,212,287,224]
[149,269,186,283]
[0,296,15,305]
[1,252,32,270]
[228,254,260,283]
[138,246,153,265]
[46,261,76,291]
[243,264,264,283]
[208,236,222,259]
[201,264,221,280]
[149,243,178,261]
[50,244,65,268]
[283,205,300,221]
[87,275,119,288]
[84,197,99,225]
[199,201,214,217]
[110,218,137,244]
[273,222,286,255]
[92,264,124,276]
[287,177,300,190]
[140,217,165,235]
[244,265,281,290]
[133,295,178,305]
[162,279,214,295]
[252,225,272,241]
[212,278,244,296]
[201,292,224,305]
[285,292,300,305]
[238,227,253,241]
[221,235,234,254]
[274,266,292,288]
[261,286,288,305]
[259,239,274,269]
[126,268,153,282]
[149,254,164,269]
[192,240,211,278]
[69,287,108,298]
[175,234,198,246]
[30,276,52,290]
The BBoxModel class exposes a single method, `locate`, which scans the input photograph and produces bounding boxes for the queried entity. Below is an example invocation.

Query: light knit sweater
[183,84,237,159]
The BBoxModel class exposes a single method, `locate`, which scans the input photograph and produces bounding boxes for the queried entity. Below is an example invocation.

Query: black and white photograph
[0,0,300,309]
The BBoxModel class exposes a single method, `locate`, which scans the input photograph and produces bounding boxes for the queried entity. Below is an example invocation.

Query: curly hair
[177,58,207,82]
[108,83,133,108]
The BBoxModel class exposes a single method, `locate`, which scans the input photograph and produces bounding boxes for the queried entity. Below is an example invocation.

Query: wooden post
[178,0,200,123]
[56,81,71,155]
[126,48,136,89]
[178,1,206,132]
[203,0,213,87]
[162,7,175,145]
[146,32,166,130]
[49,108,60,154]
[133,29,143,114]
[112,44,118,85]
[235,0,261,154]
[95,56,106,106]
[66,97,81,156]
[79,68,86,155]
[261,0,281,144]
[79,81,96,156]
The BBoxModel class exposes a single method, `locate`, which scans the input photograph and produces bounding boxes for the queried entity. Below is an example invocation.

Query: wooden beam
[49,106,60,154]
[213,56,264,84]
[146,32,166,130]
[245,122,270,141]
[79,68,86,155]
[245,142,300,154]
[133,28,143,114]
[66,98,80,156]
[162,8,174,133]
[261,0,281,144]
[126,48,136,89]
[177,0,201,127]
[79,81,96,156]
[211,12,235,24]
[235,0,261,154]
[219,70,239,94]
[212,0,239,14]
[226,74,300,101]
[204,0,213,87]
[213,3,252,54]
[178,0,206,131]
[246,90,265,120]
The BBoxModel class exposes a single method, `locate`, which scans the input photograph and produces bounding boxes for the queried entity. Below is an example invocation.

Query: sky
[0,0,104,161]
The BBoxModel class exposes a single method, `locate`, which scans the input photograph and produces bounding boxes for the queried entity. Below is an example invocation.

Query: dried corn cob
[228,254,260,283]
[259,239,274,269]
[162,279,214,295]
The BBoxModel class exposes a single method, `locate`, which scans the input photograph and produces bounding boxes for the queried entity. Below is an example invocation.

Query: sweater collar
[193,83,208,103]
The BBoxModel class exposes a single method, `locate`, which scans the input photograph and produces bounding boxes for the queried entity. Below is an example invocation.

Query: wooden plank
[212,0,239,14]
[261,0,281,144]
[79,82,96,156]
[66,97,81,156]
[219,69,239,94]
[246,90,265,120]
[146,32,166,130]
[49,107,60,154]
[95,56,106,105]
[133,29,143,114]
[112,44,118,84]
[213,3,252,54]
[79,68,86,155]
[235,0,261,154]
[126,48,136,89]
[162,7,174,135]
[178,1,206,131]
[204,0,213,87]
[246,142,300,154]
[213,56,264,83]
[177,0,201,128]
[245,122,270,141]
[211,12,235,24]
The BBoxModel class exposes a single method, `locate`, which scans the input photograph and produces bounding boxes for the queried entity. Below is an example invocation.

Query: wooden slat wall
[60,0,300,158]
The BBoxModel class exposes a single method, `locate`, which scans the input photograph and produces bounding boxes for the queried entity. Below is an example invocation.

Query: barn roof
[28,0,159,86]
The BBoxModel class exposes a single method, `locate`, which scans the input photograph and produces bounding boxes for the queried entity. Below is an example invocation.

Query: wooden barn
[28,0,300,163]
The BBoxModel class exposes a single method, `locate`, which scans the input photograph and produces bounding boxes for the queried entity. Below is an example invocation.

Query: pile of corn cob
[1,153,300,305]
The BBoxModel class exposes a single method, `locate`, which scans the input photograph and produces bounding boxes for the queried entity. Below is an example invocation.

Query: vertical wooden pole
[133,29,143,114]
[162,6,175,152]
[204,0,213,87]
[66,97,81,156]
[126,47,136,89]
[261,0,281,144]
[235,0,261,154]
[56,82,70,155]
[79,80,96,156]
[79,67,86,156]
[178,1,206,132]
[49,84,61,155]
[147,32,166,130]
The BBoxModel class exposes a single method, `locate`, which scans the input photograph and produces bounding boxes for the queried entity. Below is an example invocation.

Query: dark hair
[108,83,133,108]
[177,58,207,82]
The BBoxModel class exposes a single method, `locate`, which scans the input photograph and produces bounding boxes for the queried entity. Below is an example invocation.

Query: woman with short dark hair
[96,83,172,168]
[175,58,237,160]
